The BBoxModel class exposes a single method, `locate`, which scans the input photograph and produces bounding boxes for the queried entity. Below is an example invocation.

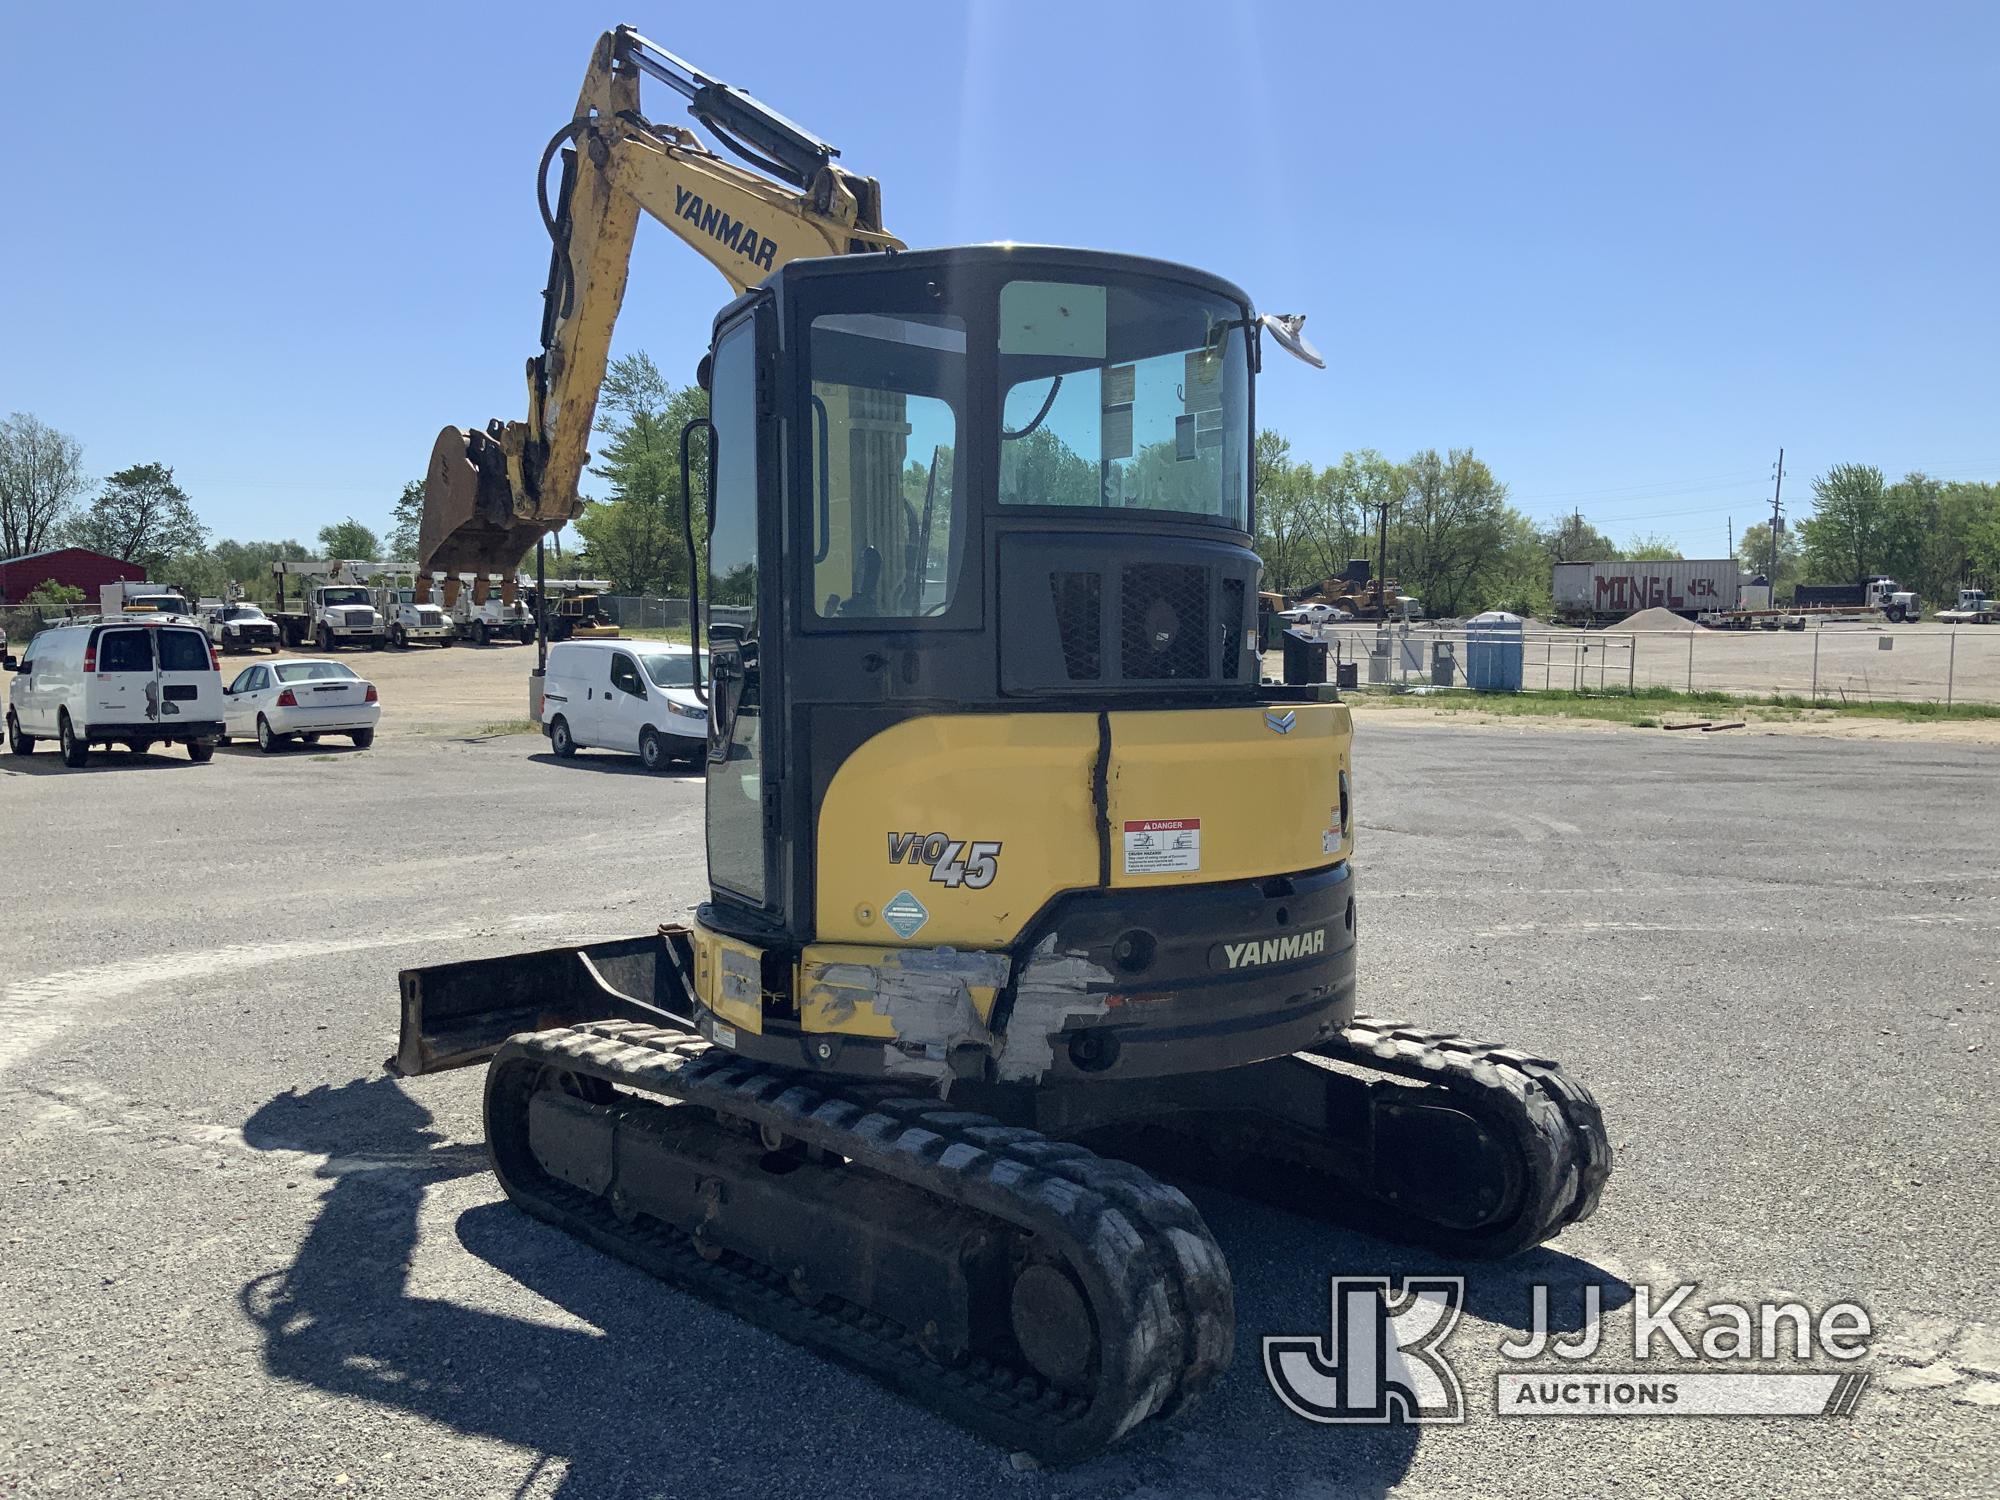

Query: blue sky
[2,0,1994,557]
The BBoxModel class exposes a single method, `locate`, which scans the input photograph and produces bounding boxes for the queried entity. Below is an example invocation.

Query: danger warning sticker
[1124,818,1201,874]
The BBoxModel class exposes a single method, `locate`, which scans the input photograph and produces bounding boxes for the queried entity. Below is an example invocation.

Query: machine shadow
[0,751,199,775]
[1183,1184,1633,1337]
[234,1078,1443,1498]
[525,751,702,779]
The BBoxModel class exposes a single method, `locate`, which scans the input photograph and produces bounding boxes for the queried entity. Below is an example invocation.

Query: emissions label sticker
[882,890,930,939]
[1124,818,1201,874]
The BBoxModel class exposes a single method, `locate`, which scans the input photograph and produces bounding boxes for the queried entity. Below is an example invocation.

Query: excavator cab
[664,244,1370,1086]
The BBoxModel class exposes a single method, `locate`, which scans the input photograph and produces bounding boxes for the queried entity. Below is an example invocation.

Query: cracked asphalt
[1,718,1994,1498]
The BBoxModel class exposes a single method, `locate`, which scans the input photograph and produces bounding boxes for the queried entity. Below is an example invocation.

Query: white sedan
[1281,603,1350,625]
[222,657,379,752]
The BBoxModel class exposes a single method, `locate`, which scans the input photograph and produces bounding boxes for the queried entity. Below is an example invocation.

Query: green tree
[208,538,312,599]
[388,480,424,563]
[1393,448,1516,617]
[1304,450,1396,585]
[1797,463,1887,583]
[1251,434,1317,593]
[1539,513,1619,563]
[22,578,85,609]
[66,462,207,575]
[317,517,380,562]
[1621,533,1683,560]
[576,351,710,595]
[1737,520,1802,594]
[1480,509,1558,617]
[1967,486,2000,589]
[0,413,90,557]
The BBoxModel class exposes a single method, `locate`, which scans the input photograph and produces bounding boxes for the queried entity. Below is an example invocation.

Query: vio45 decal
[886,832,1004,890]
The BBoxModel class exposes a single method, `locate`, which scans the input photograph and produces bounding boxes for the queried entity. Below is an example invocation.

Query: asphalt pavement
[1,720,1994,1498]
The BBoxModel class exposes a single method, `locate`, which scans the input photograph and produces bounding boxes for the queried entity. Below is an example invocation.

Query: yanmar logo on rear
[1220,928,1327,970]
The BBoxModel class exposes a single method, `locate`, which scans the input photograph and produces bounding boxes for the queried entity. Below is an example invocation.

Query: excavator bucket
[388,929,698,1077]
[419,425,547,578]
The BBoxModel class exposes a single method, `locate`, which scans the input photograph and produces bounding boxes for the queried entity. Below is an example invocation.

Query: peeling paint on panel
[995,935,1113,1082]
[719,948,760,1007]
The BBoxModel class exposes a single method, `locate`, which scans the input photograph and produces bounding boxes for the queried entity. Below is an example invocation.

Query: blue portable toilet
[1465,610,1525,692]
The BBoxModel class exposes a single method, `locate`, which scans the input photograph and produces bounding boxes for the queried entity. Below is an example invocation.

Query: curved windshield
[641,651,709,689]
[321,587,369,607]
[224,606,265,621]
[998,279,1249,527]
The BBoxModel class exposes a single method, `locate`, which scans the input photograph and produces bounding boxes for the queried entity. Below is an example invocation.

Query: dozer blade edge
[389,929,697,1077]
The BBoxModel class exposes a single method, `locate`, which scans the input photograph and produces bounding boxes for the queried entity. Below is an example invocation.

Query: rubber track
[486,1021,1234,1463]
[1301,1015,1613,1256]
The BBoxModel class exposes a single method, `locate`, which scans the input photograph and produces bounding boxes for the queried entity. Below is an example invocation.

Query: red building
[0,546,144,604]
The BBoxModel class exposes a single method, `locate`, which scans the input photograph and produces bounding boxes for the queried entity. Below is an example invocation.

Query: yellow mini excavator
[395,26,1610,1463]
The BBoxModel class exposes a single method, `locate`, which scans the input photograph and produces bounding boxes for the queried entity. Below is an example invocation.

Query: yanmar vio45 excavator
[393,25,1611,1462]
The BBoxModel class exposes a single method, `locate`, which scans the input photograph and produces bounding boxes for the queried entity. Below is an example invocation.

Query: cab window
[97,629,152,672]
[808,312,966,620]
[609,654,645,698]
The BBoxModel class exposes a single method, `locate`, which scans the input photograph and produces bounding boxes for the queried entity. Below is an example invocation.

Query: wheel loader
[392,26,1611,1463]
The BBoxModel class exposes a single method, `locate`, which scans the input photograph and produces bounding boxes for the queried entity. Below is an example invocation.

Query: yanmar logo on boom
[673,186,779,273]
[1218,928,1327,970]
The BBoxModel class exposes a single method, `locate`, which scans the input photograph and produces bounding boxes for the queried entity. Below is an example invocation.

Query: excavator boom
[419,26,900,578]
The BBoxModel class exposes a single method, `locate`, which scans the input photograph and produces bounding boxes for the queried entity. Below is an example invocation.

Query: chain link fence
[595,596,755,634]
[1306,621,2000,705]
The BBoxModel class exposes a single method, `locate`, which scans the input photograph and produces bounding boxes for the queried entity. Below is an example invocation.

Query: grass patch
[475,719,542,737]
[1350,686,2000,728]
[618,626,693,643]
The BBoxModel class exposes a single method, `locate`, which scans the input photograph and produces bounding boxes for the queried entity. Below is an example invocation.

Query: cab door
[89,626,156,727]
[224,663,269,735]
[703,306,780,914]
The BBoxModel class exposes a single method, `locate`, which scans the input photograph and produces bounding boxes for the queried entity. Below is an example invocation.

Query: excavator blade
[419,424,548,578]
[389,929,697,1077]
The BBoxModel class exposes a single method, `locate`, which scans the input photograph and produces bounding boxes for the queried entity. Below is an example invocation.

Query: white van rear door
[90,627,155,726]
[157,626,220,728]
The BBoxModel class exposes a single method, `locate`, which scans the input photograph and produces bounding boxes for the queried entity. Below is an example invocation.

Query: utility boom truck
[270,561,387,650]
[98,581,197,620]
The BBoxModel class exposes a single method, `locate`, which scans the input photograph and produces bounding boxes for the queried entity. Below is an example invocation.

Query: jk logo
[1264,1276,1466,1424]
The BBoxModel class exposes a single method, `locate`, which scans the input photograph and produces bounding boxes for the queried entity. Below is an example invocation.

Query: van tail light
[276,688,298,707]
[208,639,220,671]
[83,644,96,673]
[364,684,378,703]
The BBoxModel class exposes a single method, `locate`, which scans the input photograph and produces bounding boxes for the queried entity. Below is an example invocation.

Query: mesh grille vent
[1120,563,1208,679]
[1050,570,1102,680]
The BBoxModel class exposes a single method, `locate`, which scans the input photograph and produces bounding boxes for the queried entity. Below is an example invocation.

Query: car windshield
[224,607,265,620]
[998,278,1250,528]
[641,651,708,689]
[275,661,358,683]
[321,587,369,606]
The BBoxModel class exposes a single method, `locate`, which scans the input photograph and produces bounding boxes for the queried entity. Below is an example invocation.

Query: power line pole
[1375,498,1390,616]
[1768,447,1785,578]
[1728,516,1733,561]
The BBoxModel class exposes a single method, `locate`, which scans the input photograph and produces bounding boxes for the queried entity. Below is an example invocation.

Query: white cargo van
[540,640,707,772]
[6,619,224,766]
